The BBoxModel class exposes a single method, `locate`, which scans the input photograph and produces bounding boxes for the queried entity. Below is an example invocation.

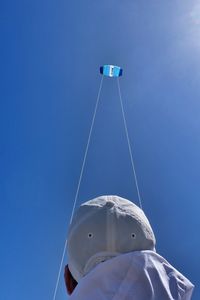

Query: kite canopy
[100,65,123,77]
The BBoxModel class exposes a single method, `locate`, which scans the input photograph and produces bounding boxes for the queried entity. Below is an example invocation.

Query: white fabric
[70,250,194,300]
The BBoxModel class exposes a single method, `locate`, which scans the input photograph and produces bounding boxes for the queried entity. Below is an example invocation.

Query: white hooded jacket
[70,250,194,300]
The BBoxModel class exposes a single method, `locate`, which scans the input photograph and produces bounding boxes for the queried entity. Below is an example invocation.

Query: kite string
[117,78,143,209]
[70,75,104,224]
[52,75,104,300]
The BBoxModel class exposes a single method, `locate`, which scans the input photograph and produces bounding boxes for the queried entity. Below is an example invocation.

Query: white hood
[69,250,194,300]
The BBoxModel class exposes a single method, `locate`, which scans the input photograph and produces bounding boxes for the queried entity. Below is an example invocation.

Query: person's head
[65,195,156,294]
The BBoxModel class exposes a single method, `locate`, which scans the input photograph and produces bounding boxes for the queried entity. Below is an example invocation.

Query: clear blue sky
[0,1,200,299]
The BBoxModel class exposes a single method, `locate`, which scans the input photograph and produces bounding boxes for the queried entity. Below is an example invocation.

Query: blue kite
[100,65,123,77]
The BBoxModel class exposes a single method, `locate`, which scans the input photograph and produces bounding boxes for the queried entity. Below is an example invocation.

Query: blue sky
[0,1,200,299]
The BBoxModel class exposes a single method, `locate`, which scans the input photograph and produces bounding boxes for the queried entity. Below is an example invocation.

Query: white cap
[67,195,156,282]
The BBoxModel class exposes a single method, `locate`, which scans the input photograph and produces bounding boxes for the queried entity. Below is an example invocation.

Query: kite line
[117,77,143,209]
[52,75,104,300]
[52,65,143,299]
